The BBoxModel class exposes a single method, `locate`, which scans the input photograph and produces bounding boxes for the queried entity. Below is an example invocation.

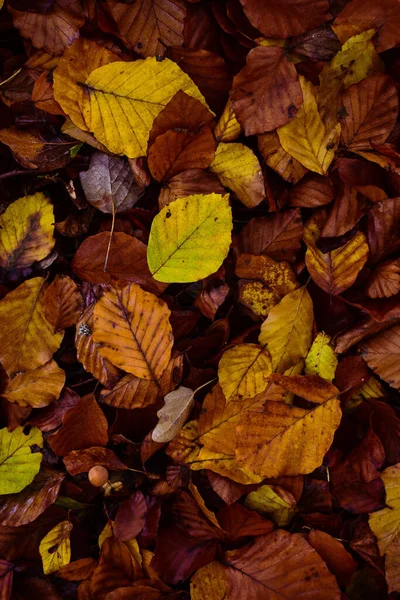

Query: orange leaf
[43,275,83,330]
[361,324,400,390]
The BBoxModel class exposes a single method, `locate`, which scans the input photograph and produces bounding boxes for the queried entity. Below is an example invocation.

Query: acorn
[88,465,109,487]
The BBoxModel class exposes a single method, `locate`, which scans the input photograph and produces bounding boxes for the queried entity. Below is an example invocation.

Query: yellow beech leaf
[369,463,400,592]
[258,131,308,184]
[210,142,265,208]
[39,520,72,575]
[0,192,54,270]
[305,332,338,382]
[218,343,272,402]
[238,280,280,319]
[93,283,173,380]
[351,376,385,400]
[304,216,369,295]
[78,57,208,158]
[277,76,341,175]
[0,426,43,494]
[2,360,65,408]
[53,38,121,132]
[147,193,232,283]
[191,562,229,600]
[0,278,63,376]
[236,375,342,478]
[214,100,242,142]
[244,484,297,527]
[259,286,314,373]
[319,30,383,128]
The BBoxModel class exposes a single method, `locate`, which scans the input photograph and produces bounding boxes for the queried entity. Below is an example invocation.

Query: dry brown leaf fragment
[366,259,400,299]
[361,325,400,390]
[2,360,65,408]
[258,131,308,184]
[44,275,83,330]
[152,386,195,443]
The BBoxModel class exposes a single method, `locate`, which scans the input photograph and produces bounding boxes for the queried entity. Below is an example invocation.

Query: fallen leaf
[367,198,400,264]
[152,386,195,443]
[0,426,43,495]
[209,142,265,208]
[305,332,338,382]
[43,275,83,330]
[321,186,367,238]
[93,283,174,380]
[244,484,297,526]
[147,193,232,283]
[361,324,400,390]
[63,447,127,476]
[2,359,65,408]
[115,491,147,542]
[39,520,72,574]
[214,100,241,142]
[366,259,400,299]
[57,557,97,581]
[287,173,334,208]
[218,344,272,402]
[308,529,357,587]
[258,131,308,184]
[158,169,224,209]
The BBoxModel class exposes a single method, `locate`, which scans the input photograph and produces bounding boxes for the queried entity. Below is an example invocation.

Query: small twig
[0,169,37,181]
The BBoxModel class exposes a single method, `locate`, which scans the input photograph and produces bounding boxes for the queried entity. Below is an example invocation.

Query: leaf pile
[0,1,400,599]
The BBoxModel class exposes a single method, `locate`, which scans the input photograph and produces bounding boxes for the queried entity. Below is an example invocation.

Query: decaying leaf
[0,426,43,495]
[244,484,297,527]
[361,325,400,390]
[39,520,72,574]
[2,360,65,408]
[152,386,195,443]
[305,333,338,382]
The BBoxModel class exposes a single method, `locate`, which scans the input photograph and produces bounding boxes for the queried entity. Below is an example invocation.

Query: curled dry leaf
[158,169,224,209]
[2,359,65,408]
[152,386,195,443]
[210,142,265,208]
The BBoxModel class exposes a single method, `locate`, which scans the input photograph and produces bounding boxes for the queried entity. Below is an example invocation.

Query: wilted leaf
[238,209,303,263]
[2,359,65,408]
[147,194,232,283]
[304,216,369,295]
[0,127,77,170]
[43,275,83,330]
[152,386,194,443]
[108,0,186,58]
[0,278,63,376]
[230,46,303,135]
[93,283,173,380]
[0,426,43,495]
[0,192,54,271]
[305,333,337,382]
[236,375,341,477]
[366,259,400,299]
[278,76,340,175]
[218,344,272,402]
[78,58,208,157]
[341,74,398,151]
[361,324,400,390]
[258,131,307,184]
[259,286,314,373]
[244,484,297,527]
[39,520,72,574]
[214,100,241,142]
[210,142,265,208]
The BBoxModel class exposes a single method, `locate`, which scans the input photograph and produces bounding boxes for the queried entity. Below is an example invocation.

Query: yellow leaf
[244,484,297,526]
[210,142,265,207]
[78,57,208,158]
[258,131,308,184]
[259,286,314,373]
[235,254,299,294]
[236,375,342,477]
[218,343,272,402]
[0,192,54,270]
[304,216,369,295]
[319,30,383,128]
[305,332,338,382]
[214,100,242,142]
[39,520,72,575]
[277,76,340,175]
[351,376,385,400]
[2,360,65,408]
[147,193,232,283]
[238,280,280,319]
[0,426,43,494]
[0,278,63,376]
[191,562,229,600]
[53,38,121,132]
[93,283,173,380]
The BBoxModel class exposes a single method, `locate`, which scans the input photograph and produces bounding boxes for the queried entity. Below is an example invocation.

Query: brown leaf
[258,131,307,184]
[115,492,147,542]
[286,173,334,208]
[321,186,367,238]
[231,46,303,135]
[48,394,109,457]
[0,468,64,526]
[217,502,274,541]
[44,275,83,330]
[57,558,97,581]
[90,537,137,600]
[206,471,246,505]
[361,324,400,390]
[72,232,165,296]
[308,530,357,586]
[32,71,64,115]
[108,0,186,58]
[148,127,215,183]
[63,447,127,476]
[0,559,13,600]
[240,0,331,38]
[158,169,224,209]
[28,387,80,432]
[366,259,400,299]
[2,360,65,408]
[79,152,143,215]
[287,25,341,61]
[367,198,400,264]
[238,209,303,262]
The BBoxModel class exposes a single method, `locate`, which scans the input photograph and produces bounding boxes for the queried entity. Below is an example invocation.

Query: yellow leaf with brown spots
[218,343,272,402]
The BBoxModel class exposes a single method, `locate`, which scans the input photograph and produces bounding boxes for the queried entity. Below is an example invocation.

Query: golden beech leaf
[235,254,299,296]
[366,259,400,299]
[259,286,314,373]
[61,119,108,152]
[152,386,195,443]
[53,39,121,132]
[341,74,398,151]
[238,280,280,319]
[78,58,208,158]
[244,484,297,527]
[236,375,342,478]
[304,215,369,295]
[191,562,229,600]
[218,344,272,402]
[0,278,63,376]
[214,100,241,142]
[147,193,232,283]
[0,426,43,495]
[93,283,173,380]
[258,131,308,184]
[210,143,266,208]
[0,192,54,270]
[305,332,338,382]
[39,520,72,575]
[369,463,400,593]
[361,324,400,390]
[43,275,83,331]
[2,360,65,408]
[278,76,340,175]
